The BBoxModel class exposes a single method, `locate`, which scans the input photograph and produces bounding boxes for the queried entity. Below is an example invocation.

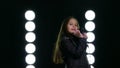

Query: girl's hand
[73,30,84,38]
[82,33,88,39]
[73,30,88,39]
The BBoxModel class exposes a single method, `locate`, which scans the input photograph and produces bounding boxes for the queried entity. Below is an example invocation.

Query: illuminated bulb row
[85,10,96,68]
[25,10,36,68]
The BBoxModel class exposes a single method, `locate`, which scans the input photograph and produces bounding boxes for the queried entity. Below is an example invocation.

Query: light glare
[25,21,35,31]
[86,43,95,53]
[25,32,36,42]
[25,43,36,53]
[26,65,35,68]
[90,65,94,68]
[25,54,36,64]
[87,32,95,42]
[86,54,95,64]
[25,10,35,20]
[85,10,95,20]
[85,21,95,31]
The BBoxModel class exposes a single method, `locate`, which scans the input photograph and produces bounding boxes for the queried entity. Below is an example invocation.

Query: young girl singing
[53,16,90,68]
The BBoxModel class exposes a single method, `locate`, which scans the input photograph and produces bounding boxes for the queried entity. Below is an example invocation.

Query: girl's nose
[73,25,75,27]
[73,25,76,28]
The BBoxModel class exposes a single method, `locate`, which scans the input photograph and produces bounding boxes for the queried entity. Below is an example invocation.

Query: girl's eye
[69,23,73,25]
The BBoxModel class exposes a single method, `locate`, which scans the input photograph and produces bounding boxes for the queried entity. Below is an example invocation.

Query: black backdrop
[0,0,119,68]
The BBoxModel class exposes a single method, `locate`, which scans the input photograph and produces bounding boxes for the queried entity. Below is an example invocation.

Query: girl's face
[67,18,79,34]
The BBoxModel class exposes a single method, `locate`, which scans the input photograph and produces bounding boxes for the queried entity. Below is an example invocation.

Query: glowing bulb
[86,54,95,64]
[85,21,95,31]
[25,43,36,53]
[90,65,94,68]
[25,21,35,31]
[25,32,36,42]
[87,32,95,42]
[25,10,35,20]
[86,43,95,53]
[26,65,35,68]
[25,54,36,64]
[85,10,95,20]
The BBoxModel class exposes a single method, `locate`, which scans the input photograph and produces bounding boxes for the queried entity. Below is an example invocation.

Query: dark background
[0,0,119,68]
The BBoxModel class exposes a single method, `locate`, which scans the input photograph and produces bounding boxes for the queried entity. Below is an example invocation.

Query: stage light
[26,65,35,68]
[25,32,36,42]
[85,9,96,68]
[86,43,95,54]
[25,54,36,64]
[25,43,36,53]
[85,10,95,20]
[86,54,95,64]
[24,10,36,68]
[87,32,95,42]
[25,10,35,20]
[85,21,95,31]
[25,21,35,31]
[90,65,94,68]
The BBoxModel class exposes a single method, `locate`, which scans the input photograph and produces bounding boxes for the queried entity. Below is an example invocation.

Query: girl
[53,16,90,68]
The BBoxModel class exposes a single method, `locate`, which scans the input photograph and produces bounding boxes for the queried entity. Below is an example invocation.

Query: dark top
[60,34,90,68]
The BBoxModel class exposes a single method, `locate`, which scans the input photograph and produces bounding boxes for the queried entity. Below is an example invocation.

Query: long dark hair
[52,16,80,64]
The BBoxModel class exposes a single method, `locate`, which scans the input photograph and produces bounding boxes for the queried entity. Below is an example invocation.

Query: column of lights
[85,10,96,68]
[25,10,36,68]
